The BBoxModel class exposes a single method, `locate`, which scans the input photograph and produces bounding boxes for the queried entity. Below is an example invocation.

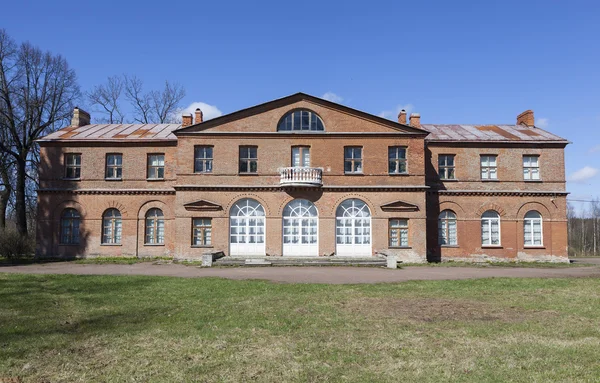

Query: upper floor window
[105,154,122,180]
[147,154,165,179]
[438,155,455,180]
[344,147,363,174]
[102,208,122,244]
[524,211,543,246]
[481,210,501,246]
[292,146,310,167]
[278,109,325,131]
[388,147,407,174]
[523,155,540,180]
[194,146,213,173]
[480,155,497,180]
[145,208,165,245]
[438,210,457,246]
[239,146,258,173]
[389,219,409,247]
[60,208,80,245]
[64,153,81,179]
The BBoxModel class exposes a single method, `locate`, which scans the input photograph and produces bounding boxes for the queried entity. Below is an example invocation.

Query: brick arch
[438,201,466,217]
[277,197,321,217]
[516,201,552,221]
[137,200,173,220]
[224,194,271,217]
[52,200,87,221]
[104,200,128,218]
[331,194,376,217]
[476,203,506,218]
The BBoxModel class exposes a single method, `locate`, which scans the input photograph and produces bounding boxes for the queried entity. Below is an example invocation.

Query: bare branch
[87,75,125,124]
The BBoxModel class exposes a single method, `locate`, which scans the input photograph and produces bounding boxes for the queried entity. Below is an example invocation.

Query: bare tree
[124,75,152,123]
[0,152,13,229]
[0,29,80,235]
[87,75,125,124]
[151,81,185,123]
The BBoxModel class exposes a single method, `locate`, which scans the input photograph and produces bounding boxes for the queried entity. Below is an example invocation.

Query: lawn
[0,274,599,382]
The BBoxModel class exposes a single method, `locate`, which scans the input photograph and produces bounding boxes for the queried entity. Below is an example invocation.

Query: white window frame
[524,211,543,247]
[389,219,409,247]
[439,154,456,180]
[192,218,212,246]
[147,154,165,180]
[344,147,363,174]
[388,147,408,174]
[105,153,123,180]
[145,208,165,245]
[523,155,540,180]
[438,210,457,246]
[481,210,501,246]
[480,155,498,180]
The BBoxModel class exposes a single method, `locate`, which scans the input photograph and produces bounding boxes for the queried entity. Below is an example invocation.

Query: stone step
[214,256,387,267]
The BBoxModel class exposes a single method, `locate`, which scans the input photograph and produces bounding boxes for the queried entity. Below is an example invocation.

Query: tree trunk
[14,157,27,235]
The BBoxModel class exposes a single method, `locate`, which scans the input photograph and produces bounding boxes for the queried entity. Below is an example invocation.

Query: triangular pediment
[183,199,223,212]
[174,93,429,136]
[380,200,420,212]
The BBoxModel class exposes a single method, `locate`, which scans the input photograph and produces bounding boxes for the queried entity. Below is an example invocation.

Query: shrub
[0,228,35,259]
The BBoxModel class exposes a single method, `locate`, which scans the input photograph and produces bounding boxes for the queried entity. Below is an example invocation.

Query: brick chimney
[195,108,203,124]
[517,110,534,126]
[182,114,193,128]
[397,109,407,124]
[409,113,421,128]
[71,107,90,127]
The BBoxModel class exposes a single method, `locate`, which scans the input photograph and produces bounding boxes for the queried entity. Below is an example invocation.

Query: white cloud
[568,166,599,183]
[178,101,223,122]
[379,104,415,121]
[536,118,549,128]
[589,145,600,154]
[321,92,343,104]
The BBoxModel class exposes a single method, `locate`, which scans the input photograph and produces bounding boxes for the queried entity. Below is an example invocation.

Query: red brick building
[36,93,569,262]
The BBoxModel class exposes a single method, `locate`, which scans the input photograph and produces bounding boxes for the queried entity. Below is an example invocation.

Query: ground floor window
[524,211,543,246]
[481,210,501,246]
[438,210,457,246]
[102,208,122,244]
[389,219,409,247]
[193,218,212,246]
[60,208,80,244]
[145,208,164,244]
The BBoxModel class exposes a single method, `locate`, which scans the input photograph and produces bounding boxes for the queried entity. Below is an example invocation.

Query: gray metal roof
[40,124,181,141]
[423,124,568,143]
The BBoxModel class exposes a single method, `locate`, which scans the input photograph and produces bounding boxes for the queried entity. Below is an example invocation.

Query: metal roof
[40,124,181,141]
[423,124,568,143]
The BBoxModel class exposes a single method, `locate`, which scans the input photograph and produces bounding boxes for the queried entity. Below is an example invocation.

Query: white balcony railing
[279,167,323,187]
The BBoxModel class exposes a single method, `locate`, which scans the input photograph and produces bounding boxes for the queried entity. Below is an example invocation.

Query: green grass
[1,275,599,382]
[402,260,592,268]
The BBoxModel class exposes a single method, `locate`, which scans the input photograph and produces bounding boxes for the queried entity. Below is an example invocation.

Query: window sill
[193,172,213,175]
[62,178,81,181]
[238,173,258,176]
[440,178,459,182]
[524,246,545,249]
[441,245,460,248]
[389,246,412,249]
[389,173,410,176]
[146,178,165,181]
[191,245,214,249]
[100,243,122,246]
[481,179,500,182]
[344,172,364,176]
[524,179,543,183]
[481,245,503,249]
[105,178,122,182]
[144,243,165,247]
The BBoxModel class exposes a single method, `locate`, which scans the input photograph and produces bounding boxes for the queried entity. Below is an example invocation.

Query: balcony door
[230,198,266,257]
[282,199,318,257]
[335,199,372,257]
[292,146,310,167]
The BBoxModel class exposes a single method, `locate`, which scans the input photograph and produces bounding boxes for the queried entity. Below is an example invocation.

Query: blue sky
[2,0,599,210]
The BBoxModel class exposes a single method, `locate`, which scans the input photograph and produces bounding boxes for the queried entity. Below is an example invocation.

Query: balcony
[279,167,323,187]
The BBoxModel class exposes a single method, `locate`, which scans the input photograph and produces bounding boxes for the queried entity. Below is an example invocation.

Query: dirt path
[2,262,600,284]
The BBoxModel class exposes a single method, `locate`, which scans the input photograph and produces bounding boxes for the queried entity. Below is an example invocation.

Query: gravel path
[1,262,600,284]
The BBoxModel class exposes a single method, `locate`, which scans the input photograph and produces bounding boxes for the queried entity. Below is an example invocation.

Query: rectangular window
[292,146,311,167]
[389,219,409,247]
[192,218,212,246]
[64,153,81,179]
[438,155,455,180]
[523,155,540,180]
[147,154,165,179]
[480,155,497,180]
[194,146,213,173]
[105,153,123,179]
[344,147,363,174]
[239,146,258,173]
[388,147,407,174]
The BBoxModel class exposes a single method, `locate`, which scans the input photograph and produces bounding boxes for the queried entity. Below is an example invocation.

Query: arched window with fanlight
[60,208,80,245]
[438,210,457,246]
[102,208,122,244]
[481,210,501,246]
[145,208,165,245]
[277,109,325,132]
[524,211,543,246]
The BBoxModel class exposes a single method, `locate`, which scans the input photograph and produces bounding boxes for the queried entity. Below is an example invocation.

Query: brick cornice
[37,188,176,195]
[429,189,569,197]
[174,185,429,192]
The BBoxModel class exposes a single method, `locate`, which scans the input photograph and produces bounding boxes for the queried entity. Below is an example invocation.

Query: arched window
[102,208,122,244]
[230,198,266,256]
[277,109,325,131]
[145,208,165,244]
[438,210,457,246]
[335,199,372,256]
[283,199,318,256]
[60,208,80,245]
[481,210,501,246]
[524,211,543,246]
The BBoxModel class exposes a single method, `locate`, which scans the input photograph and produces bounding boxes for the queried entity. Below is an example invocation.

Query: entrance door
[229,198,266,256]
[282,199,318,256]
[335,199,372,256]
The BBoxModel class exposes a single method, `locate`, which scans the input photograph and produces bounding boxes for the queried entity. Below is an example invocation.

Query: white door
[283,199,318,257]
[336,199,372,257]
[230,198,266,256]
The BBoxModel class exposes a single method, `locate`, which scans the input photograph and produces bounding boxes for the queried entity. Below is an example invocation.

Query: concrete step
[214,256,387,267]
